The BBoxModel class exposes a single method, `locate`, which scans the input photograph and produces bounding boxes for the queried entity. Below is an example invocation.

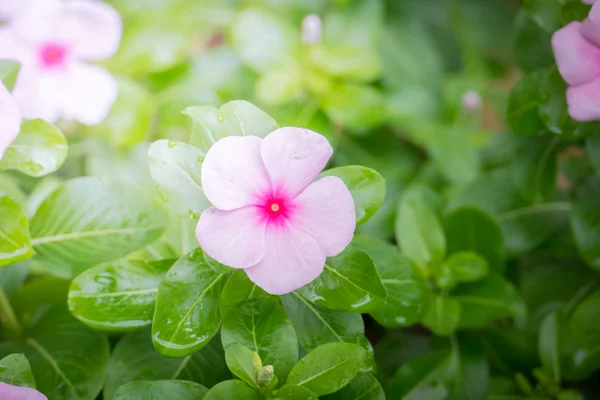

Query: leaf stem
[0,288,21,337]
[564,278,600,317]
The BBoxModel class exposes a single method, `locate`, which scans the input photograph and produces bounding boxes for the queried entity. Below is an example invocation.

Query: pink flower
[0,0,122,125]
[0,382,47,400]
[196,128,356,295]
[552,2,600,121]
[0,82,21,160]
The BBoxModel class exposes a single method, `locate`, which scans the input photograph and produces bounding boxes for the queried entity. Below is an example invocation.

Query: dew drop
[167,140,176,148]
[217,114,224,123]
[197,156,205,163]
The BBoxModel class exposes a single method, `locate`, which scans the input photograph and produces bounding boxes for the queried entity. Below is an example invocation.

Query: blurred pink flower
[196,128,356,295]
[0,382,47,400]
[0,0,122,125]
[0,82,21,160]
[552,2,600,121]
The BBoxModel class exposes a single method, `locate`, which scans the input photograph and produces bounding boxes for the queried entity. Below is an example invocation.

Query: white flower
[301,14,322,45]
[0,0,122,125]
[0,82,21,160]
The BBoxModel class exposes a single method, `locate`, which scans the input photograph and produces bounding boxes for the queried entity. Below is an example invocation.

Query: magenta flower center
[265,198,287,218]
[38,42,69,69]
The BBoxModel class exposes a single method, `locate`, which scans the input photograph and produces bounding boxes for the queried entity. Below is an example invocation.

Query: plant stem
[0,288,21,337]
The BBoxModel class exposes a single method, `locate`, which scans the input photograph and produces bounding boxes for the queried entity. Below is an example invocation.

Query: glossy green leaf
[571,178,600,271]
[352,235,430,327]
[0,195,32,268]
[152,249,227,357]
[396,190,446,275]
[539,311,565,384]
[29,177,168,278]
[203,380,260,400]
[320,165,385,225]
[26,176,62,219]
[0,172,26,206]
[219,270,270,317]
[322,84,385,130]
[506,72,546,137]
[224,344,259,389]
[320,373,384,400]
[68,258,175,331]
[511,137,560,203]
[281,292,364,351]
[255,65,303,106]
[308,45,381,82]
[104,328,228,400]
[434,252,489,290]
[451,336,489,400]
[275,384,318,400]
[286,342,365,396]
[0,261,29,299]
[513,11,554,73]
[89,77,153,148]
[0,119,67,177]
[0,306,109,400]
[452,275,526,328]
[298,246,387,313]
[444,207,504,274]
[148,139,209,218]
[586,132,600,176]
[386,351,452,400]
[184,105,219,153]
[216,100,279,138]
[0,354,36,388]
[114,380,208,400]
[232,9,298,73]
[422,296,461,336]
[221,298,298,382]
[0,59,19,90]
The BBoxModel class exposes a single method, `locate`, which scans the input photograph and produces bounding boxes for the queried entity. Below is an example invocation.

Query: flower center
[266,199,285,217]
[38,42,69,69]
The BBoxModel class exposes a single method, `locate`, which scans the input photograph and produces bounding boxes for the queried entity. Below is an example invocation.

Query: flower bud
[461,90,482,113]
[302,14,322,45]
[256,365,275,387]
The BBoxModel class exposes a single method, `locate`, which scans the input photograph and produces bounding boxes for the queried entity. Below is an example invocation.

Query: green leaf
[68,258,175,331]
[298,246,387,313]
[152,249,227,357]
[571,178,600,271]
[452,275,526,328]
[0,195,32,267]
[216,100,279,139]
[26,176,62,219]
[511,137,560,203]
[506,72,546,137]
[396,189,446,275]
[386,351,452,400]
[308,45,381,82]
[0,262,29,300]
[322,84,385,130]
[219,270,270,317]
[29,177,168,278]
[539,311,565,384]
[276,384,318,400]
[451,336,489,400]
[204,380,261,400]
[88,77,153,148]
[148,139,209,218]
[320,165,385,225]
[222,298,298,382]
[444,207,504,274]
[232,9,299,73]
[286,342,365,396]
[513,11,555,73]
[184,105,219,153]
[0,354,36,388]
[255,65,304,106]
[224,344,259,389]
[434,252,489,290]
[422,296,461,336]
[104,328,228,400]
[281,292,364,351]
[114,380,208,400]
[320,373,384,400]
[0,119,67,177]
[0,306,109,400]
[0,60,19,90]
[352,235,430,327]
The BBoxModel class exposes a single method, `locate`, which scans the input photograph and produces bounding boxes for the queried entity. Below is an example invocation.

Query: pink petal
[245,224,326,295]
[0,82,21,160]
[583,2,600,47]
[260,127,333,198]
[292,176,355,257]
[196,206,266,269]
[60,0,122,61]
[552,22,600,86]
[0,0,32,21]
[201,136,271,210]
[7,0,62,45]
[567,77,600,121]
[11,66,63,123]
[57,62,117,125]
[0,382,47,400]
